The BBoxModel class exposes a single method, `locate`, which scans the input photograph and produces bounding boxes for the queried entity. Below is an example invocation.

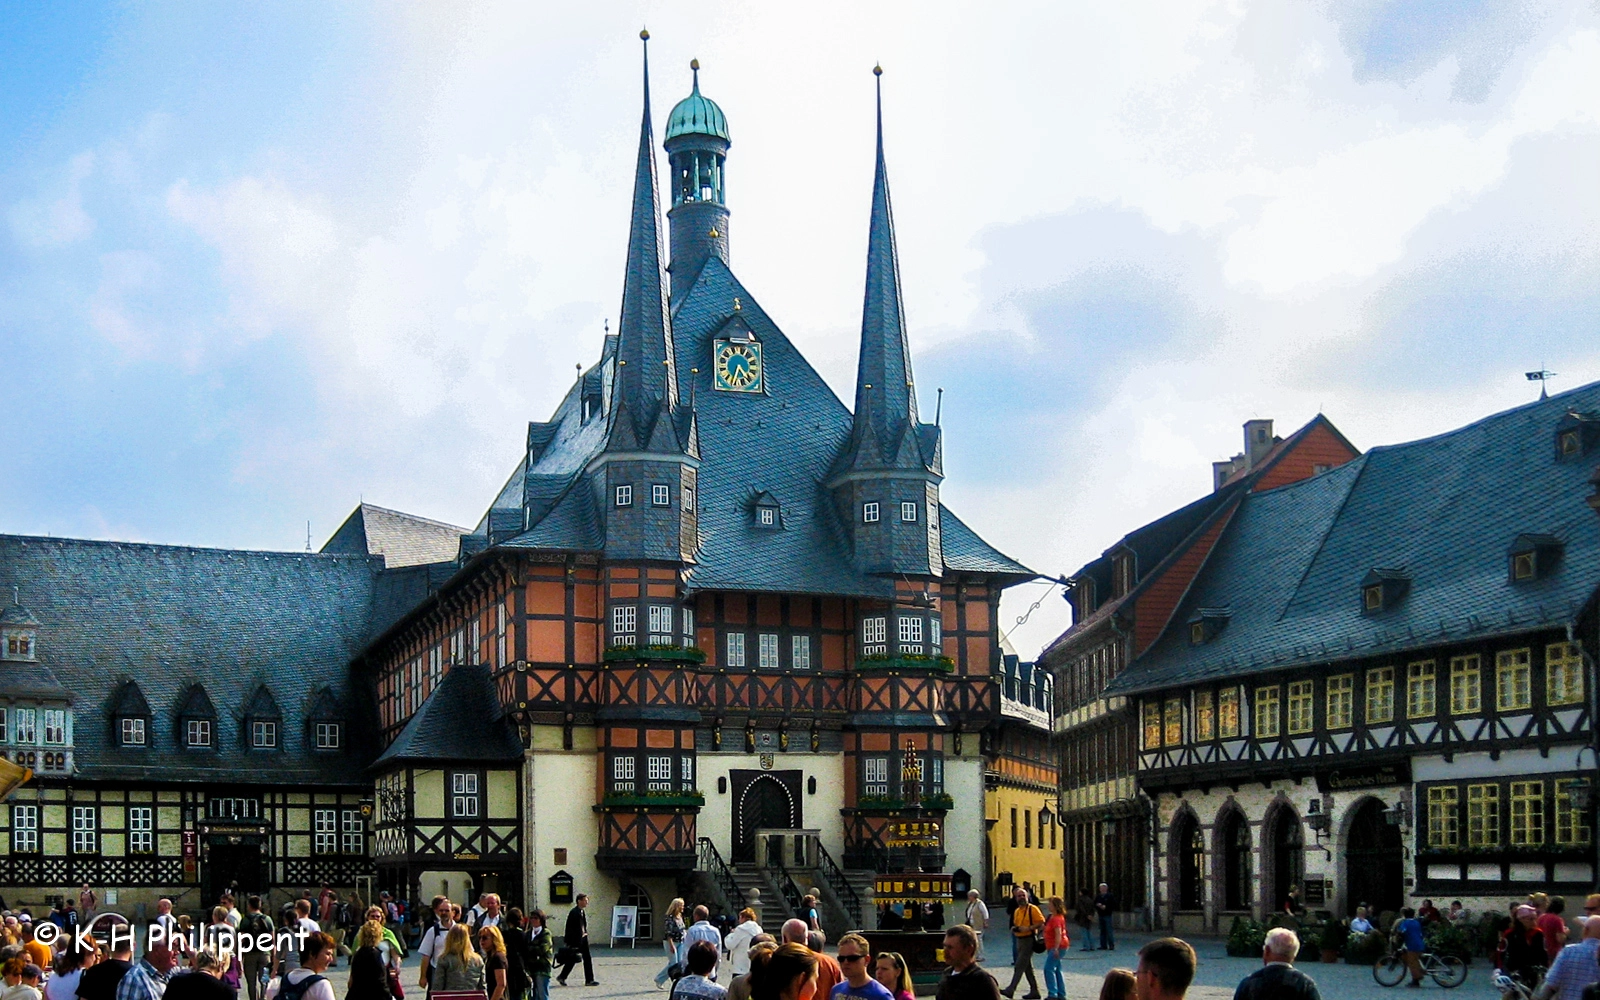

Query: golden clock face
[713,339,763,393]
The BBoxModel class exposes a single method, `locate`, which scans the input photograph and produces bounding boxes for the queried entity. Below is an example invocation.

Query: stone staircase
[731,864,787,928]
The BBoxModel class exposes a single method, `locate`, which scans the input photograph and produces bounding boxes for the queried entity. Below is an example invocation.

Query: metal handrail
[816,840,862,916]
[697,837,742,914]
[775,864,804,916]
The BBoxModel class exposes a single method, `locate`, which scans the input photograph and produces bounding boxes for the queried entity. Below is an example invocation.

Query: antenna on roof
[1526,366,1557,399]
[935,388,944,427]
[305,520,312,552]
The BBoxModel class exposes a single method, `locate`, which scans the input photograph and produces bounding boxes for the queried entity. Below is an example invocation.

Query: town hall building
[0,37,1038,935]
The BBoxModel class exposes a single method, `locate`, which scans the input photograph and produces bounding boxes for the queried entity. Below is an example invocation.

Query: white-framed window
[13,708,35,744]
[314,808,338,854]
[680,755,695,791]
[929,503,939,533]
[72,805,97,854]
[758,633,780,669]
[758,507,775,526]
[615,485,633,507]
[612,605,638,646]
[861,616,887,657]
[931,616,942,649]
[209,797,260,820]
[43,710,66,745]
[899,615,924,644]
[496,602,507,668]
[863,756,889,797]
[652,484,670,507]
[428,647,442,687]
[648,606,674,644]
[251,721,277,748]
[341,809,364,854]
[12,804,38,852]
[315,723,341,749]
[128,806,153,853]
[863,502,880,523]
[900,502,918,522]
[451,771,480,817]
[792,635,812,670]
[683,487,695,512]
[611,754,635,793]
[682,608,696,643]
[647,755,672,791]
[726,632,747,667]
[186,719,212,747]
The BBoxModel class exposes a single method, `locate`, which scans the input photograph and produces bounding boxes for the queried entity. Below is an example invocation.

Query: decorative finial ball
[640,28,650,41]
[691,58,700,71]
[873,63,883,77]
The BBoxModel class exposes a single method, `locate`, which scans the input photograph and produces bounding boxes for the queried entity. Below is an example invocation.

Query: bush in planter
[1344,930,1387,965]
[1295,928,1322,963]
[1425,921,1472,962]
[1319,919,1349,957]
[1227,916,1266,958]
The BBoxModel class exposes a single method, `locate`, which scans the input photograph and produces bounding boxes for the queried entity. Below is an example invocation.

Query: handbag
[1031,932,1046,955]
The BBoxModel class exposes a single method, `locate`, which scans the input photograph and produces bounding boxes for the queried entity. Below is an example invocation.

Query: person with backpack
[523,910,554,1000]
[239,899,275,1000]
[266,932,336,1000]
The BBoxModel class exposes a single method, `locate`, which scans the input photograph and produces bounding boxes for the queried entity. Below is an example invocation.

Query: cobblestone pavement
[315,936,1501,1000]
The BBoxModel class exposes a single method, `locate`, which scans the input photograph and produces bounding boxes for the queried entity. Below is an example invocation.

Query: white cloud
[8,152,96,248]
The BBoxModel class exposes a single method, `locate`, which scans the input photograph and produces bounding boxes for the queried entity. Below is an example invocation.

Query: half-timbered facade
[1104,387,1600,932]
[1040,416,1360,927]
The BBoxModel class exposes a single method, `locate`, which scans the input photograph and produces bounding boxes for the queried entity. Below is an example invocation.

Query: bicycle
[1373,947,1468,988]
[1492,971,1537,1000]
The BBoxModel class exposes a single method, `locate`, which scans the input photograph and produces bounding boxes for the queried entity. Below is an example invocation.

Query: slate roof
[372,664,523,768]
[0,535,417,784]
[322,503,469,569]
[1105,382,1600,696]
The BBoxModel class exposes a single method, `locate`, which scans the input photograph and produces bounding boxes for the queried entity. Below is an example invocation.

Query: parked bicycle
[1492,971,1538,1000]
[1374,946,1468,988]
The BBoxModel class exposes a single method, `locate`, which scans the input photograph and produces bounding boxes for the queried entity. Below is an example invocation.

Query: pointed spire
[850,64,921,465]
[612,28,678,442]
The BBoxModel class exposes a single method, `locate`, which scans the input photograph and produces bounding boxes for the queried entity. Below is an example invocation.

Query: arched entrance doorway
[1171,811,1204,911]
[1262,804,1304,914]
[617,882,655,940]
[1345,798,1404,916]
[1217,809,1252,912]
[734,773,799,863]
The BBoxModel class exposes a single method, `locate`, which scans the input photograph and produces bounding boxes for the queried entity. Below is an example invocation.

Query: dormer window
[1112,552,1134,598]
[1360,568,1411,614]
[315,723,342,749]
[1555,411,1600,461]
[307,687,345,753]
[186,719,212,747]
[1,589,41,663]
[177,683,218,751]
[251,721,277,748]
[1188,608,1231,645]
[751,491,782,529]
[1508,534,1563,582]
[244,684,282,752]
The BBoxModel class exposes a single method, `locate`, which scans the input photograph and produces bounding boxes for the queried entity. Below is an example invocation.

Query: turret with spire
[597,30,699,564]
[830,66,943,578]
[664,58,731,304]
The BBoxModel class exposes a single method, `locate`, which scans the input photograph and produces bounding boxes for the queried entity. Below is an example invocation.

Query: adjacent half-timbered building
[1039,416,1360,927]
[1102,387,1600,932]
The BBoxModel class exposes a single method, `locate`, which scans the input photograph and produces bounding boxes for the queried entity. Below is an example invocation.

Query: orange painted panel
[647,584,677,598]
[821,599,844,630]
[790,600,815,628]
[609,583,639,599]
[756,595,781,626]
[724,598,747,625]
[646,729,675,748]
[697,628,718,665]
[574,622,599,664]
[528,620,565,663]
[1252,422,1359,492]
[1132,505,1235,655]
[822,635,846,670]
[611,729,639,749]
[861,732,892,751]
[528,581,565,615]
[648,568,676,580]
[698,593,716,618]
[965,637,990,673]
[574,583,599,619]
[964,600,990,632]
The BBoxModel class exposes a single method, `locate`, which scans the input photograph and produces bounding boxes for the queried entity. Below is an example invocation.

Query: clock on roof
[713,338,764,393]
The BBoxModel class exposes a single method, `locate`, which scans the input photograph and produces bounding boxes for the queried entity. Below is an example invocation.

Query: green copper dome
[665,62,729,142]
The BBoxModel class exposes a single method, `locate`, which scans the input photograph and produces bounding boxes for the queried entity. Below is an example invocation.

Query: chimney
[1244,419,1275,469]
[1213,457,1241,492]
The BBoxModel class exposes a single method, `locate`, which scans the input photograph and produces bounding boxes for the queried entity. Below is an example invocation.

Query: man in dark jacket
[1233,928,1322,1000]
[557,894,595,987]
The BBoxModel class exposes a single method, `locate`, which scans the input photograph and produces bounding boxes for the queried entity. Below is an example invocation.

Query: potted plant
[1319,919,1348,963]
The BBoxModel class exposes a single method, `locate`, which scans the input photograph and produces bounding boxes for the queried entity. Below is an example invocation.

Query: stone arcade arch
[1169,806,1205,913]
[1261,798,1305,915]
[1342,796,1404,918]
[1214,803,1253,915]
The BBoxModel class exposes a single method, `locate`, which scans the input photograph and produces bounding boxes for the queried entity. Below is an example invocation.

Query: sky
[3,1,1598,658]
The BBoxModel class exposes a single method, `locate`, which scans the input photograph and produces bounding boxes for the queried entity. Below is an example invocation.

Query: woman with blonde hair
[872,952,913,1000]
[655,898,688,991]
[1098,969,1136,1000]
[478,925,507,1000]
[430,924,485,993]
[346,920,392,1000]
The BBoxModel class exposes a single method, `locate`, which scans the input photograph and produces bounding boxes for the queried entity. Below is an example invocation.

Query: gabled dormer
[1,588,38,662]
[750,490,783,529]
[243,684,282,751]
[176,683,218,750]
[111,680,151,748]
[308,687,344,752]
[1360,568,1411,615]
[1508,534,1563,582]
[1555,410,1600,461]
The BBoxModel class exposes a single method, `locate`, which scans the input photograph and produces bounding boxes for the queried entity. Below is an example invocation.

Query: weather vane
[1526,367,1557,400]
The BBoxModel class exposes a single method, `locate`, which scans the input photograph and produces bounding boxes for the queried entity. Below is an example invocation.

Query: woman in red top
[1043,897,1070,1000]
[1536,896,1569,964]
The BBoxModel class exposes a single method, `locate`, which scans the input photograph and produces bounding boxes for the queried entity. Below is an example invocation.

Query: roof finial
[640,29,651,109]
[873,64,885,157]
[691,57,700,92]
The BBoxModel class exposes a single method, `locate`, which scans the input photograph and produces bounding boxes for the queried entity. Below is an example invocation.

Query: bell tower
[664,59,731,303]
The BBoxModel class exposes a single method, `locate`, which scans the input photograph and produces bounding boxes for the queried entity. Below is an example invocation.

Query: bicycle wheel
[1374,955,1407,987]
[1429,955,1467,989]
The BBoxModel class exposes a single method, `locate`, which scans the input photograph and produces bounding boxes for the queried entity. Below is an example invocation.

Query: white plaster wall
[1413,745,1589,780]
[697,752,846,860]
[528,747,619,909]
[944,757,985,888]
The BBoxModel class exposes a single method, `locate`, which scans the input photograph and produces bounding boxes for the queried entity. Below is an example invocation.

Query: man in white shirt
[280,900,320,974]
[475,895,502,930]
[682,906,722,981]
[966,891,990,962]
[417,897,455,990]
